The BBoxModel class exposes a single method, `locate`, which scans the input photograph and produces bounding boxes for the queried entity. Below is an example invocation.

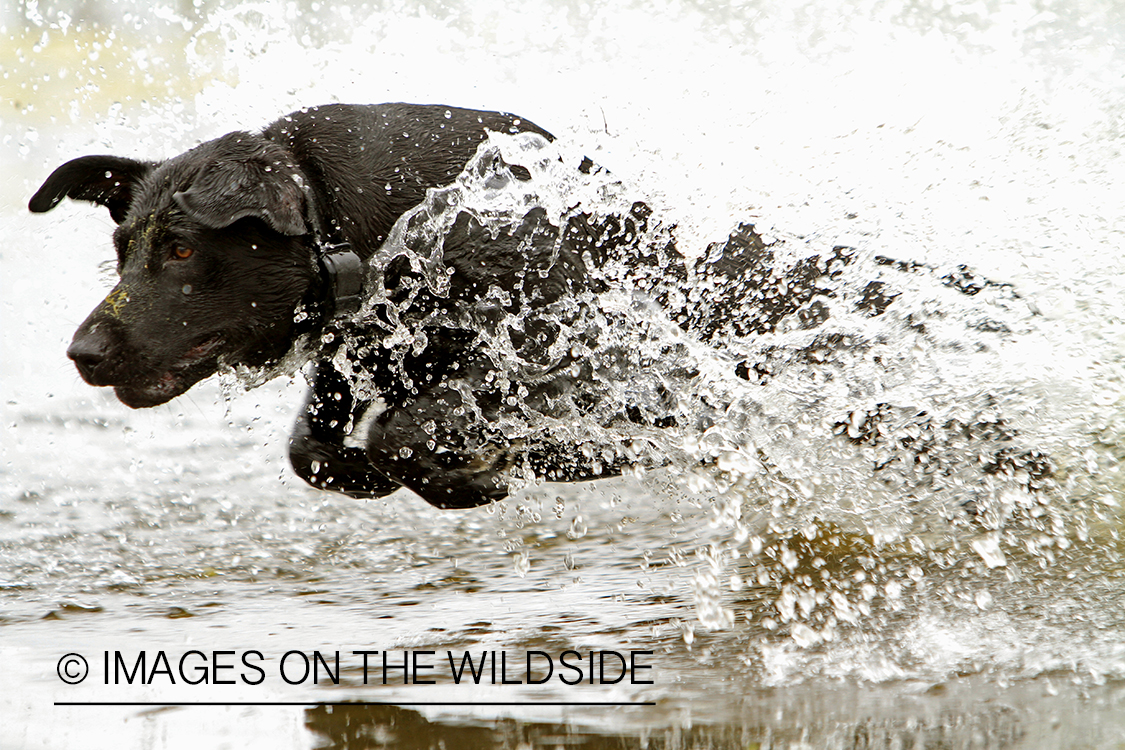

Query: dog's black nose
[67,329,109,383]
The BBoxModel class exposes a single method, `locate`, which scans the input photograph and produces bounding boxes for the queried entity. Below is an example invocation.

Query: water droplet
[514,550,530,577]
[791,623,821,648]
[971,532,1007,569]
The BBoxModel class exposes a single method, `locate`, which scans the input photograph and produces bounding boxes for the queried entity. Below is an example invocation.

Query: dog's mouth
[113,335,226,408]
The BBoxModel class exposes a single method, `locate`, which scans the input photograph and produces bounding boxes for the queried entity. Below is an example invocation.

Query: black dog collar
[316,240,365,319]
[297,173,365,320]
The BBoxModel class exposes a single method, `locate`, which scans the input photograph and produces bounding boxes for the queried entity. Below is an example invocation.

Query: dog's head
[30,133,320,408]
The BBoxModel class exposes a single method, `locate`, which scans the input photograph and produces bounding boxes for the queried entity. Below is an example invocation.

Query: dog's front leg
[289,362,402,498]
[364,383,514,509]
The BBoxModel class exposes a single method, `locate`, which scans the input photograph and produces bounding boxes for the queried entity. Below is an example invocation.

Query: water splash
[10,0,1124,698]
[248,129,1124,682]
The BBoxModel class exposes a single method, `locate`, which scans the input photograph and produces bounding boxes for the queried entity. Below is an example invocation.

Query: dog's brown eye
[171,246,194,260]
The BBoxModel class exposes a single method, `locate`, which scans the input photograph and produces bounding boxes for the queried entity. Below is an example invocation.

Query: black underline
[55,701,654,707]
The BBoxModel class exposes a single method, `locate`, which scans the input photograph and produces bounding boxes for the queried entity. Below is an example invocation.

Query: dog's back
[263,103,554,258]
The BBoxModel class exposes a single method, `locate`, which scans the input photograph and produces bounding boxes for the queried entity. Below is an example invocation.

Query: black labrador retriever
[30,102,1046,509]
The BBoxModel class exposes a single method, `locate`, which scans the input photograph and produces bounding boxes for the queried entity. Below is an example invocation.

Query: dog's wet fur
[30,102,1048,509]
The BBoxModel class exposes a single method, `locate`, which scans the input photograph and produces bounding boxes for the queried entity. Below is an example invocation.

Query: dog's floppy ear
[172,138,309,236]
[29,155,155,224]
